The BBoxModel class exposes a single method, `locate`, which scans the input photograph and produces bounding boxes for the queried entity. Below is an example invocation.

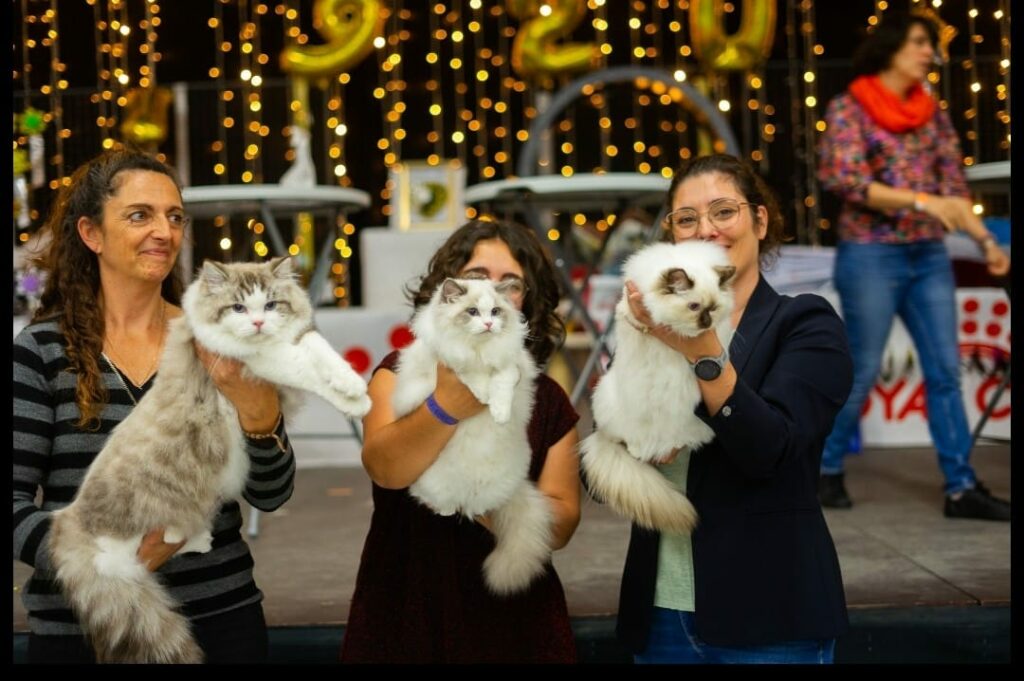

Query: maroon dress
[340,351,580,663]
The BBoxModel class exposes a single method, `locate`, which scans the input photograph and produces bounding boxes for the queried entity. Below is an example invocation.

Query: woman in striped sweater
[12,149,296,663]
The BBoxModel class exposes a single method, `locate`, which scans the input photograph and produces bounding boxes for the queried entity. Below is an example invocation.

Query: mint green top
[653,449,696,612]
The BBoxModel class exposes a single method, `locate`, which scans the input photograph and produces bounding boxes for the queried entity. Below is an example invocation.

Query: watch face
[694,358,723,381]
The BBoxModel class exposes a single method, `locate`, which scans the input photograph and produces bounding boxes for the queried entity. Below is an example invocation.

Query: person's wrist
[979,234,998,252]
[242,413,286,451]
[425,392,460,426]
[241,411,282,437]
[913,192,930,212]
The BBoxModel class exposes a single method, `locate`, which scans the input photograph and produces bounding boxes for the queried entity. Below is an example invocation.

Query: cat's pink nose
[253,320,264,329]
[485,321,493,329]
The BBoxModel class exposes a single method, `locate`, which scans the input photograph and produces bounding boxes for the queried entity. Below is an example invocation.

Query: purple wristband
[425,392,459,426]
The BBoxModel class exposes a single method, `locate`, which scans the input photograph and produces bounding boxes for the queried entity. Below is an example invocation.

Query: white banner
[818,288,1011,447]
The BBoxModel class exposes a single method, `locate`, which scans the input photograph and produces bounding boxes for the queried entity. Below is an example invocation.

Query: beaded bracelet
[242,413,287,451]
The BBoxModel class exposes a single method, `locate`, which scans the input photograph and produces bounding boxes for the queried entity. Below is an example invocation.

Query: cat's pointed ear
[714,265,737,288]
[440,278,467,303]
[662,268,693,294]
[200,260,230,288]
[269,256,296,280]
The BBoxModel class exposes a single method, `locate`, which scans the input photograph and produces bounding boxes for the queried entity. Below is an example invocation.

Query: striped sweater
[13,319,296,636]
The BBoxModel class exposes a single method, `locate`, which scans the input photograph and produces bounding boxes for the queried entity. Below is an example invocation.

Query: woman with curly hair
[13,148,295,663]
[340,219,581,663]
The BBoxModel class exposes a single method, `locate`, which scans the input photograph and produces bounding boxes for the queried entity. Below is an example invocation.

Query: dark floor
[13,443,1011,662]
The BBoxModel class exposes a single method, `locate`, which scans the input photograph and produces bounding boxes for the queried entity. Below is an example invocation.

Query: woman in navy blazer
[614,154,853,663]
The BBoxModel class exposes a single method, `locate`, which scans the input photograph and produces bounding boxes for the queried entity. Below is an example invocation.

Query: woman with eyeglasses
[612,154,853,664]
[816,10,1010,520]
[13,148,294,662]
[340,219,582,663]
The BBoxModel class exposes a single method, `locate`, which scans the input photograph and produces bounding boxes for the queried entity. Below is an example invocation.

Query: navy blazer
[615,275,854,650]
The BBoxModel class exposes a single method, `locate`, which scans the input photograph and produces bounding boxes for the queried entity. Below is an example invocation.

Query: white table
[964,160,1010,184]
[180,184,371,304]
[465,172,670,212]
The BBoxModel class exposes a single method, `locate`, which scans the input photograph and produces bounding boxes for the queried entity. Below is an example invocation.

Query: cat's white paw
[180,530,214,554]
[163,527,185,544]
[489,400,511,424]
[329,372,369,400]
[327,391,372,419]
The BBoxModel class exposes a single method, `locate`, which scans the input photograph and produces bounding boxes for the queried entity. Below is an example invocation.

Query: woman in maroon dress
[340,219,581,663]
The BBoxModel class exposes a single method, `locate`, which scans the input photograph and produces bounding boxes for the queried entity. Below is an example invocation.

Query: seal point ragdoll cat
[47,256,370,663]
[391,277,554,596]
[580,241,736,535]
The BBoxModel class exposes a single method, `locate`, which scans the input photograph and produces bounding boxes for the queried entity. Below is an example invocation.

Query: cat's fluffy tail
[48,510,203,664]
[482,481,553,596]
[580,430,698,534]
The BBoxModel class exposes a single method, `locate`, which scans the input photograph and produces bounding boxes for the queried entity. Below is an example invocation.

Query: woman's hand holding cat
[655,448,680,465]
[137,528,186,572]
[624,281,657,333]
[433,363,486,421]
[195,342,281,434]
[475,513,495,534]
[624,281,723,361]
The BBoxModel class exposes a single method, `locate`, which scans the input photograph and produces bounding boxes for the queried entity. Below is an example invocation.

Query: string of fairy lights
[11,0,1014,294]
[995,1,1010,154]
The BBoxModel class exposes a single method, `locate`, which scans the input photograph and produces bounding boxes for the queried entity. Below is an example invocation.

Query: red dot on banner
[964,299,980,313]
[343,347,372,374]
[389,325,415,350]
[986,323,1002,338]
[992,301,1009,316]
[962,321,977,335]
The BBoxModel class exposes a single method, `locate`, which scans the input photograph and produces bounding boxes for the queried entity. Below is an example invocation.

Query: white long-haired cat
[579,241,736,534]
[47,257,371,663]
[392,277,552,595]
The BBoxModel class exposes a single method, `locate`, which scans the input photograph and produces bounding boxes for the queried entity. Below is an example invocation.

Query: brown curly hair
[31,149,184,430]
[661,153,788,269]
[407,219,566,366]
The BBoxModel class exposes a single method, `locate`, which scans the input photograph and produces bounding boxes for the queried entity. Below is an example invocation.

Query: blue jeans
[635,607,835,664]
[821,241,975,494]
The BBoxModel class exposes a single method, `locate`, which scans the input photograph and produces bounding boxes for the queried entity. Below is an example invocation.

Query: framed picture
[389,159,466,231]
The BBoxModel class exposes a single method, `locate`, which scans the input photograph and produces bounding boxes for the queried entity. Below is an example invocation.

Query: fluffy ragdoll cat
[47,257,371,664]
[392,277,552,596]
[579,241,736,535]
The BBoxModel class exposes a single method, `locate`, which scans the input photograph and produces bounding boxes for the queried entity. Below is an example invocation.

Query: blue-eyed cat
[47,256,371,663]
[392,277,553,596]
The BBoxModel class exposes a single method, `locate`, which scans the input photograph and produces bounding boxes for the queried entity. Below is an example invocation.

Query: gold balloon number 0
[507,0,598,82]
[689,0,776,72]
[280,0,386,79]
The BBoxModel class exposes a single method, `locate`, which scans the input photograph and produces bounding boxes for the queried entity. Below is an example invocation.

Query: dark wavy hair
[31,148,184,430]
[407,219,566,366]
[852,10,939,77]
[661,153,787,269]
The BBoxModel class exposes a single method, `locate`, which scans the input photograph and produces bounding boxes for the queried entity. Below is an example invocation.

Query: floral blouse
[817,91,970,244]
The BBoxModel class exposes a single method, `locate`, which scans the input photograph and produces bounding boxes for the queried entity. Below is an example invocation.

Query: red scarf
[849,75,936,133]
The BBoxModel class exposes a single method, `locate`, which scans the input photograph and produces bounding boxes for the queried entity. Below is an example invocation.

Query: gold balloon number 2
[280,0,386,79]
[507,0,598,83]
[690,0,776,72]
